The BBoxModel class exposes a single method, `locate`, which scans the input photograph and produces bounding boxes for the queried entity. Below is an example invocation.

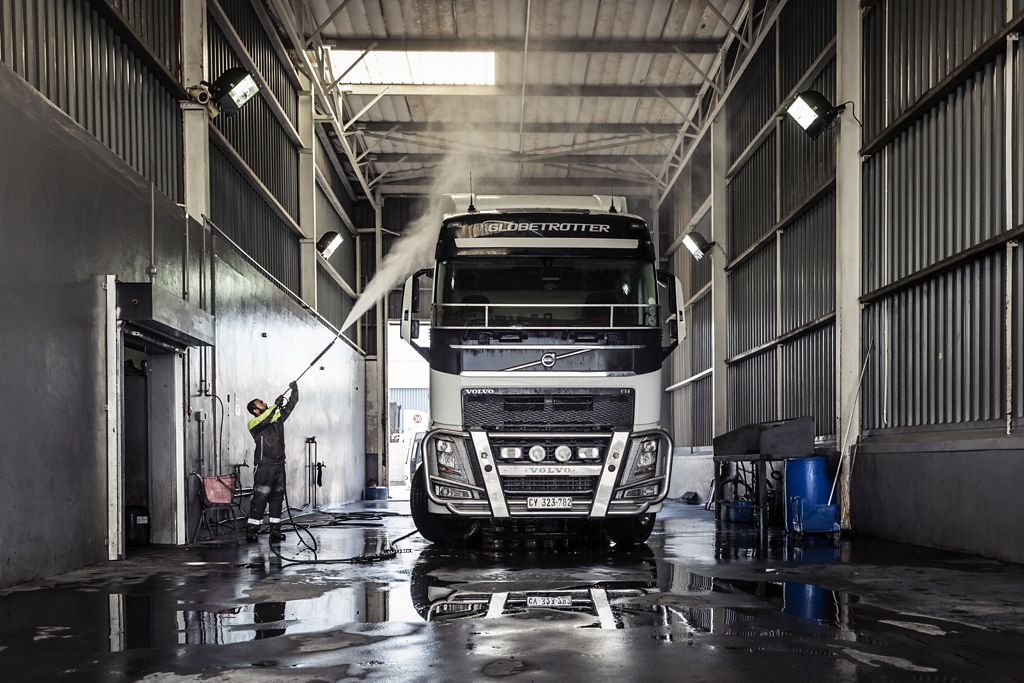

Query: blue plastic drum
[784,456,829,532]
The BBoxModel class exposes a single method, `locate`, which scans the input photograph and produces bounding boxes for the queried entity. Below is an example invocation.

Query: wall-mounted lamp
[317,231,344,259]
[208,67,260,116]
[187,68,259,118]
[786,89,845,139]
[682,230,714,261]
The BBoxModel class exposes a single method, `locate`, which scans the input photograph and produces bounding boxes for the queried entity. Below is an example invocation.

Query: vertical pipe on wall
[835,0,863,529]
[710,118,731,437]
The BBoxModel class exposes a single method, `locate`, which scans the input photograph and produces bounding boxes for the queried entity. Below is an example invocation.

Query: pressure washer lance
[827,337,875,507]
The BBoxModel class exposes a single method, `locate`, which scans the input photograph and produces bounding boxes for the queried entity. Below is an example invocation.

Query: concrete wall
[0,62,365,587]
[211,246,364,508]
[668,449,715,502]
[852,434,1024,564]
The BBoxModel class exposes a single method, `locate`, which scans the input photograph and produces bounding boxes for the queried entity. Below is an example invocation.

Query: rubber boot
[245,524,260,543]
[269,523,286,542]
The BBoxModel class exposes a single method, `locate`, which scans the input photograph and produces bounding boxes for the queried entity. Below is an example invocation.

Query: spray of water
[341,154,473,331]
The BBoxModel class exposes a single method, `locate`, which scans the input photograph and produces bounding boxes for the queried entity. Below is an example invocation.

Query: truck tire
[606,513,656,546]
[410,466,479,546]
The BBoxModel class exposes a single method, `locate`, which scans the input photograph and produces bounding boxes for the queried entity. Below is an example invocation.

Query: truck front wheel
[410,466,480,546]
[606,513,656,546]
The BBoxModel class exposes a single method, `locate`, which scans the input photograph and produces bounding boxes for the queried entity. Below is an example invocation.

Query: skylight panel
[330,50,496,86]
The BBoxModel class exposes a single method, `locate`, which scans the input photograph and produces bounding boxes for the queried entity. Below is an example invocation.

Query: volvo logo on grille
[541,352,557,368]
[524,466,574,474]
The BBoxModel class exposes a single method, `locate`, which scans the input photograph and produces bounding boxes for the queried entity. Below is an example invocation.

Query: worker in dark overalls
[245,381,299,543]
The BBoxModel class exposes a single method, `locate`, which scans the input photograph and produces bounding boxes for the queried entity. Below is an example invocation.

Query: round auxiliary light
[528,445,546,463]
[554,445,573,462]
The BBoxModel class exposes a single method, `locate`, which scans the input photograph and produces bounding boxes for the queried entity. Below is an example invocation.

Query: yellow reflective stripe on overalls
[247,406,282,431]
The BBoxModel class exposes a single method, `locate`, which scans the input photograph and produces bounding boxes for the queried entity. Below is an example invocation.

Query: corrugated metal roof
[300,0,743,193]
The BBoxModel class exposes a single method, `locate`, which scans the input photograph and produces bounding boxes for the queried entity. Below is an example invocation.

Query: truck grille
[463,389,634,431]
[501,476,597,494]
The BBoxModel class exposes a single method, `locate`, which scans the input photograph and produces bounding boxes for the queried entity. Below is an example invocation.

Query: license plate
[526,496,573,510]
[527,595,572,607]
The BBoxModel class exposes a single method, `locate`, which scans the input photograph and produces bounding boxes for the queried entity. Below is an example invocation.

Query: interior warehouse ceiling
[287,0,745,196]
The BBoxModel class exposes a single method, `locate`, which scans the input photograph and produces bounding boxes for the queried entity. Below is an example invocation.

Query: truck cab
[401,195,685,545]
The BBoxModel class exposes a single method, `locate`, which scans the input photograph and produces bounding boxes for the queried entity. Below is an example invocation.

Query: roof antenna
[468,170,477,212]
[609,194,618,213]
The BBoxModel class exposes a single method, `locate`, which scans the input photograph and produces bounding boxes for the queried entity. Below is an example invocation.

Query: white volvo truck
[401,195,684,545]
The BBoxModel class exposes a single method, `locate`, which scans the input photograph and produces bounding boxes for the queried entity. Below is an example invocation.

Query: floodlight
[682,230,713,261]
[786,89,844,139]
[317,231,344,259]
[208,68,259,116]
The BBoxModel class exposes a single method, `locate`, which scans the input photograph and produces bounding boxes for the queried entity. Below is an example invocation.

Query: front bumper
[421,429,672,518]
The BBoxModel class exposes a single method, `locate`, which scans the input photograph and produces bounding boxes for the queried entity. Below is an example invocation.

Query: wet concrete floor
[2,499,1024,681]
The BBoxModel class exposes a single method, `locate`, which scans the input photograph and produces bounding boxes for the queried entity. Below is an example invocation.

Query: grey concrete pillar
[835,0,864,529]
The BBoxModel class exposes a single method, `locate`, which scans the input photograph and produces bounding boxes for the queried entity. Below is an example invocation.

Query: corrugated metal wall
[721,0,837,438]
[883,0,1004,129]
[778,0,835,97]
[781,324,835,435]
[315,130,357,221]
[210,142,300,292]
[316,263,353,333]
[690,376,713,446]
[215,0,297,123]
[780,63,836,217]
[110,0,180,75]
[729,244,776,356]
[317,186,357,285]
[208,20,298,217]
[390,388,430,428]
[861,0,1020,434]
[691,295,713,374]
[728,138,776,255]
[728,349,776,428]
[727,27,775,162]
[780,193,836,333]
[0,0,181,200]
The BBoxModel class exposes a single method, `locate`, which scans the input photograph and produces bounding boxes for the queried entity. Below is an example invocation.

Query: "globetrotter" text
[481,221,611,233]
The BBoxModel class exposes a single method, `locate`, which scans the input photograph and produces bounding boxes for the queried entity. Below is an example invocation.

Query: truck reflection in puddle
[410,537,855,633]
[411,545,659,628]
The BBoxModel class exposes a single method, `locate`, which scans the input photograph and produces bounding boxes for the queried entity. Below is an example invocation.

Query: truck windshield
[434,257,658,328]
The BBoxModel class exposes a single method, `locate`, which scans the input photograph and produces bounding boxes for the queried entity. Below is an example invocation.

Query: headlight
[500,447,523,460]
[635,451,656,470]
[436,439,454,454]
[554,445,573,462]
[528,445,546,462]
[578,447,600,460]
[438,451,459,471]
[633,439,659,478]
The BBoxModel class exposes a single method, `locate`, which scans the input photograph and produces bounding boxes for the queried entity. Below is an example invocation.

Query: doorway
[120,328,186,551]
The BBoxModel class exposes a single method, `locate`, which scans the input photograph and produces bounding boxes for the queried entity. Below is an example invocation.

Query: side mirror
[656,270,686,358]
[401,268,432,361]
[401,276,417,342]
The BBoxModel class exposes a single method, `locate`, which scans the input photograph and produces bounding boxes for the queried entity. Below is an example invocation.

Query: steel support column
[375,187,387,485]
[835,0,863,530]
[297,73,318,306]
[710,118,731,437]
[181,0,209,222]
